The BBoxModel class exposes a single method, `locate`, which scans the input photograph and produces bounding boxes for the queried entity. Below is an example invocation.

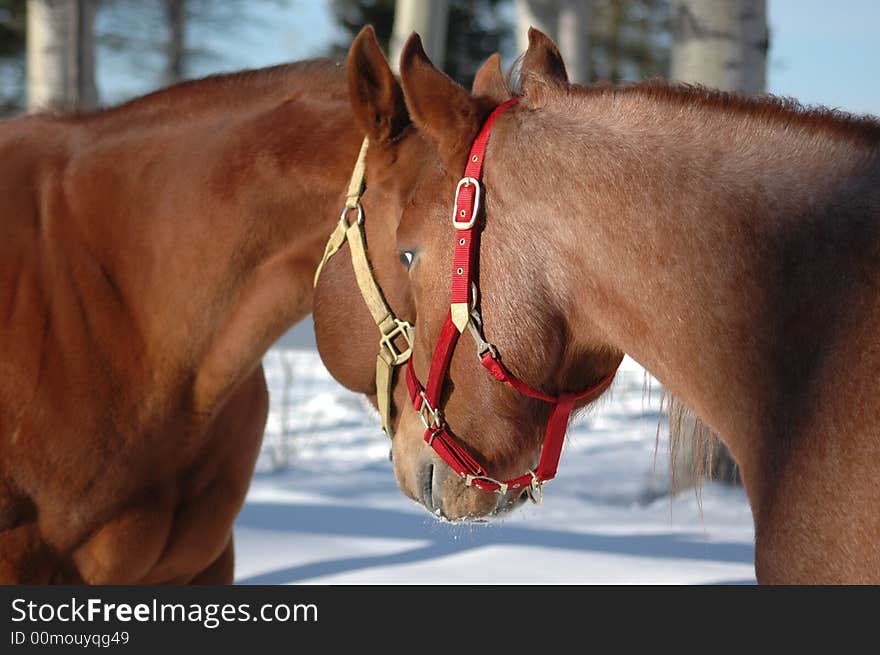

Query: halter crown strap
[314,137,370,286]
[314,137,413,437]
[449,97,519,332]
[345,137,370,209]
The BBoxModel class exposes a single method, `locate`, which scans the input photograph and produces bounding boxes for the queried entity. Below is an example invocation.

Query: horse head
[390,29,623,520]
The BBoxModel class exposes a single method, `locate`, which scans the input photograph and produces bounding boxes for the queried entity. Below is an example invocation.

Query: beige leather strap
[346,221,394,327]
[348,219,414,437]
[313,217,349,287]
[375,354,394,437]
[313,136,413,438]
[314,137,369,287]
[345,137,369,209]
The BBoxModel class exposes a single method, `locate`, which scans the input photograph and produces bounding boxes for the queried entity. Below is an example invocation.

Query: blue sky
[766,0,879,116]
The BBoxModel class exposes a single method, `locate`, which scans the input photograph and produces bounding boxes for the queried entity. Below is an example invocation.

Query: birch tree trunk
[669,0,768,93]
[389,0,449,72]
[162,0,186,85]
[26,0,98,111]
[667,0,768,489]
[515,0,591,84]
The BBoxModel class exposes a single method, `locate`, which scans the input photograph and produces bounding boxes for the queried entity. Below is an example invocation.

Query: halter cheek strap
[314,137,414,437]
[405,98,618,501]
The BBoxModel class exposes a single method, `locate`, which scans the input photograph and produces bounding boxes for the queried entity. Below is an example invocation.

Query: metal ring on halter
[341,203,364,226]
[526,471,544,505]
[452,177,481,229]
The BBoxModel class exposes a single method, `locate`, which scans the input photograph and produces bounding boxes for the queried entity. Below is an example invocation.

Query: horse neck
[27,71,361,419]
[500,90,880,489]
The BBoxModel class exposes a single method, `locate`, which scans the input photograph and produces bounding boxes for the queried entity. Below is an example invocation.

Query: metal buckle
[463,474,508,495]
[451,177,481,230]
[418,392,443,430]
[378,318,414,366]
[341,202,364,226]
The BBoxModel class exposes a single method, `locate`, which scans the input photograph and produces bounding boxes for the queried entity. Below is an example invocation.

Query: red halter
[405,98,617,499]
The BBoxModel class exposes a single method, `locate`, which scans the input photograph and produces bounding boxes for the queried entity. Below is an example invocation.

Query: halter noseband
[314,137,414,438]
[405,97,617,502]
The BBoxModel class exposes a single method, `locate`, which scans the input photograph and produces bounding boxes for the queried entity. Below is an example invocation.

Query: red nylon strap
[424,314,461,407]
[427,429,486,477]
[480,353,557,403]
[406,358,423,411]
[407,345,617,493]
[450,97,519,308]
[534,394,578,482]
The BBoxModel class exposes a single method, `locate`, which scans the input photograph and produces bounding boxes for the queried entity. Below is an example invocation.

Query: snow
[234,349,756,585]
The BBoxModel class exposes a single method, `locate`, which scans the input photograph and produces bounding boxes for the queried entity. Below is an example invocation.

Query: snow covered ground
[234,348,757,585]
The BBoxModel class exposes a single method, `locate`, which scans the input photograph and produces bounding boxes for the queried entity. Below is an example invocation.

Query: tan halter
[314,137,414,437]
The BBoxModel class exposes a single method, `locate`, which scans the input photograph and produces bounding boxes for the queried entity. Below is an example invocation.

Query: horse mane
[521,73,880,146]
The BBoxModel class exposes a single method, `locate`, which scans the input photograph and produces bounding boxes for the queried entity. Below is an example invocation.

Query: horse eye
[399,250,415,270]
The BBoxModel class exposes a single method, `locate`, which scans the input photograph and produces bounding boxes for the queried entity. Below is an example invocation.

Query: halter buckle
[452,177,481,229]
[418,392,443,430]
[378,317,414,366]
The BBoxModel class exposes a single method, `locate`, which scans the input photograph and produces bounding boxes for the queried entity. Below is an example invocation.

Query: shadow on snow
[234,501,754,584]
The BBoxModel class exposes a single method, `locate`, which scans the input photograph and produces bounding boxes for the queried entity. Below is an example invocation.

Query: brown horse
[341,29,880,583]
[313,27,518,407]
[0,59,370,583]
[312,27,572,519]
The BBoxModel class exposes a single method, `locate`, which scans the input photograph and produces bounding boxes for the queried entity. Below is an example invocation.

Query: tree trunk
[669,0,768,94]
[389,0,449,72]
[515,0,591,84]
[162,0,186,85]
[26,0,98,112]
[667,0,767,489]
[556,0,590,84]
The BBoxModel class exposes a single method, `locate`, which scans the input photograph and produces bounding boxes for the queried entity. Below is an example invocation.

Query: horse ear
[399,33,487,172]
[346,25,409,145]
[519,27,569,95]
[471,53,510,103]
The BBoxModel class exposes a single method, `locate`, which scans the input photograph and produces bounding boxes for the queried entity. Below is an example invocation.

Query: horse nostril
[419,462,435,513]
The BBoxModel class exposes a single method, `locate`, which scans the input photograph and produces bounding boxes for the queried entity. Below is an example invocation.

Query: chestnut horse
[340,29,880,583]
[313,27,569,519]
[0,59,369,583]
[336,31,880,583]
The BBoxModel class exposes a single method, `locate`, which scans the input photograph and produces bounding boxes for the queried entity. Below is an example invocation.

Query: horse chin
[418,461,529,522]
[390,413,530,521]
